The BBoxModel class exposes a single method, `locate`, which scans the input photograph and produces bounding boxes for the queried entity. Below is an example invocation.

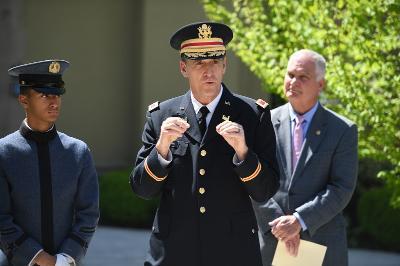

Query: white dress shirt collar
[23,118,54,132]
[190,85,223,115]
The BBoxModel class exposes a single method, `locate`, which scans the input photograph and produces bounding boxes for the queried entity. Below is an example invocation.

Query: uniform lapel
[202,85,237,145]
[274,104,293,179]
[290,104,327,185]
[177,91,202,144]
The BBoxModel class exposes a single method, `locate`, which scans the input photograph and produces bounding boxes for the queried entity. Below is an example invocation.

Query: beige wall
[23,0,143,169]
[0,0,25,136]
[19,0,265,169]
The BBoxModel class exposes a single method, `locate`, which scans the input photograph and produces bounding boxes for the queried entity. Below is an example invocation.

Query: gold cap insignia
[222,115,230,122]
[49,61,61,74]
[198,24,212,39]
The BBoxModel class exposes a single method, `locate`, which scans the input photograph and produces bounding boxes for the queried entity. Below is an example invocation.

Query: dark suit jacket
[253,103,358,266]
[130,85,279,266]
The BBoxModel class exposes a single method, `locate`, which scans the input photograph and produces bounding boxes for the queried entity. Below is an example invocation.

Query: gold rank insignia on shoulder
[256,98,269,109]
[48,61,61,74]
[148,101,160,112]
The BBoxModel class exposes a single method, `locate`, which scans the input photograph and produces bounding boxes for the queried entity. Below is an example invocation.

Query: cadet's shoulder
[0,130,26,150]
[0,130,22,144]
[57,131,89,151]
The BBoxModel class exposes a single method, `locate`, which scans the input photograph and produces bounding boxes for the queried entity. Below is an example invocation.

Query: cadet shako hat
[8,59,70,95]
[170,22,233,60]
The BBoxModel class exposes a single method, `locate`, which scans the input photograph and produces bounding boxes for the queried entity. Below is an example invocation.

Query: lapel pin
[316,130,321,135]
[224,100,231,106]
[222,115,230,122]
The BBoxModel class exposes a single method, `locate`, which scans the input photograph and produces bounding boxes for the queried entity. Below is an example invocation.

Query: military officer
[130,22,280,266]
[0,60,99,266]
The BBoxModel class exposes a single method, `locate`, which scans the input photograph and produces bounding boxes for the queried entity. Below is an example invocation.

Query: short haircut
[289,49,326,81]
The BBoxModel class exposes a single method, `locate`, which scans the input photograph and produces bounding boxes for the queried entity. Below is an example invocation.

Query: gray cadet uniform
[0,60,99,266]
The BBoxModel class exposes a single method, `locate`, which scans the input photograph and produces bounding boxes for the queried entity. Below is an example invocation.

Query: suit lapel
[290,104,328,185]
[177,91,202,144]
[274,104,293,179]
[202,85,238,145]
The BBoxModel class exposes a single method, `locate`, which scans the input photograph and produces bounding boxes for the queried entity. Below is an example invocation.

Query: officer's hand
[216,121,248,161]
[33,250,56,266]
[156,117,190,158]
[284,233,300,257]
[269,215,301,242]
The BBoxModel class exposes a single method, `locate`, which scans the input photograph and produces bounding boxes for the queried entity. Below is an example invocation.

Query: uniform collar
[190,85,223,115]
[20,119,57,143]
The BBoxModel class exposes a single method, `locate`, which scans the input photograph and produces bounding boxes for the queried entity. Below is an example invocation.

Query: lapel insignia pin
[222,115,230,122]
[316,130,321,135]
[224,100,231,106]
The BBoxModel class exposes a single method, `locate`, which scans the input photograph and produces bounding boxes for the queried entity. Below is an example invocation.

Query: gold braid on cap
[180,24,226,57]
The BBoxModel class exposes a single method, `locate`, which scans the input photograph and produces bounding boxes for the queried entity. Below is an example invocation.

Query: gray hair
[289,49,326,81]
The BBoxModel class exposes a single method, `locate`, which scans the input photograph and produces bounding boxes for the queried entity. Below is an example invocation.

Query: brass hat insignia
[198,24,212,39]
[48,61,61,74]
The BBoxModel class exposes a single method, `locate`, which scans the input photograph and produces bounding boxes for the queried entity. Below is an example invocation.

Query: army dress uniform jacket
[130,86,280,266]
[0,122,99,266]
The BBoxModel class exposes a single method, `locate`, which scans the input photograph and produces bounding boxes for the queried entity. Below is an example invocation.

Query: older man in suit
[253,49,358,266]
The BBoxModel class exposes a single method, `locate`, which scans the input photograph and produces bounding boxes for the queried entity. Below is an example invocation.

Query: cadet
[0,60,99,266]
[130,22,280,266]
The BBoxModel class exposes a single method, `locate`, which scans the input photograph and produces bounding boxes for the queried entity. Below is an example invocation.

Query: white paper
[272,239,327,266]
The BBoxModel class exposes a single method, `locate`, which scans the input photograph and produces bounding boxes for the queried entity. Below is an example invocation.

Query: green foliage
[357,186,400,251]
[99,170,158,228]
[202,0,400,206]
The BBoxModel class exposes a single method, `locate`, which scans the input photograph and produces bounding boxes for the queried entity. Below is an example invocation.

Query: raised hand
[268,215,301,242]
[156,117,190,158]
[216,120,248,160]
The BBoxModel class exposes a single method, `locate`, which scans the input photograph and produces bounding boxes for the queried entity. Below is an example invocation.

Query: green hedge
[357,186,400,251]
[99,170,159,228]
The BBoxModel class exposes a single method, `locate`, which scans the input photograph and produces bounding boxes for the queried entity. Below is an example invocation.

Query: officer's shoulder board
[255,98,269,111]
[148,101,160,112]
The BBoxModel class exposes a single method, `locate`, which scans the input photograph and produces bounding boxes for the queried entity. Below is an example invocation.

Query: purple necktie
[292,115,305,172]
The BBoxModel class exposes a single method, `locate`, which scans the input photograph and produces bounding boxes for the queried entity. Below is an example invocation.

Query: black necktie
[197,106,210,137]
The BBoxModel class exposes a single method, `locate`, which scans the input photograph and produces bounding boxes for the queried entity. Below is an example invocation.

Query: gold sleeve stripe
[144,157,167,182]
[241,162,262,182]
